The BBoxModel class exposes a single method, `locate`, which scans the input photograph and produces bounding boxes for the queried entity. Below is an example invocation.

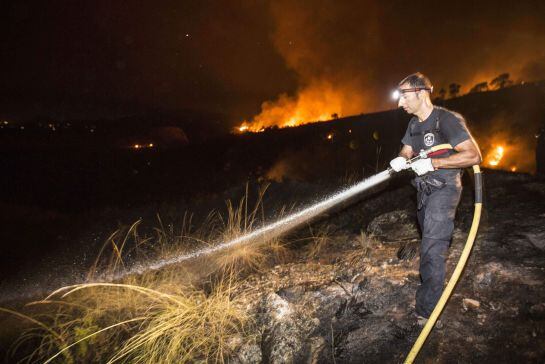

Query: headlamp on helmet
[391,86,433,100]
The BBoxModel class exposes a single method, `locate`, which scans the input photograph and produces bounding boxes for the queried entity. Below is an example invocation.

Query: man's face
[397,83,424,115]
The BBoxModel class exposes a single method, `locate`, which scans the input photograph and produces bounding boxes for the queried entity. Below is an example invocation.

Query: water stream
[117,169,392,278]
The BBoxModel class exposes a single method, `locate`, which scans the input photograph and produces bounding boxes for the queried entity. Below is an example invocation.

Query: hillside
[1,82,545,362]
[1,169,544,363]
[225,170,545,363]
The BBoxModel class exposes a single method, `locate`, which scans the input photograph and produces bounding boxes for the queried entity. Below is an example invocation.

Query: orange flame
[236,80,368,133]
[486,145,505,167]
[478,131,534,173]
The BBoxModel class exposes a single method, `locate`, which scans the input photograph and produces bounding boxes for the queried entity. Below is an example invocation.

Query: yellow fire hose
[403,144,483,363]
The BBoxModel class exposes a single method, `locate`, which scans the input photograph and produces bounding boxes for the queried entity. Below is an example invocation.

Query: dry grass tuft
[306,224,335,259]
[87,211,216,282]
[2,183,301,363]
[3,276,248,363]
[112,280,246,363]
[210,183,291,275]
[345,230,379,266]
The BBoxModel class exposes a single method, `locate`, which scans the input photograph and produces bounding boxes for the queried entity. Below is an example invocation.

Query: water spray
[116,144,459,280]
[108,143,482,362]
[120,169,392,278]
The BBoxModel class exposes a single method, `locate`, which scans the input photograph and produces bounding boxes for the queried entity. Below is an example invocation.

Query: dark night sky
[2,0,545,124]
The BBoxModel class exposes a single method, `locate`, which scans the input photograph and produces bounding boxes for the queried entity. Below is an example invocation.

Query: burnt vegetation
[1,81,545,363]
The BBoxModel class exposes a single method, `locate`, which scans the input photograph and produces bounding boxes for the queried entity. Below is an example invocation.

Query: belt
[412,175,446,209]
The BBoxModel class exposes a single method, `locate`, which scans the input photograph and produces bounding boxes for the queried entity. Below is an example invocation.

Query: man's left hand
[410,158,435,176]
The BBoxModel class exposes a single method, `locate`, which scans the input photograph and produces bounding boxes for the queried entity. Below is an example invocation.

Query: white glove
[389,156,409,172]
[410,158,435,176]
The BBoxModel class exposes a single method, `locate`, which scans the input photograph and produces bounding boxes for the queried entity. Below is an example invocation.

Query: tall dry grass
[211,184,291,274]
[1,183,301,363]
[305,223,335,259]
[4,241,249,363]
[344,230,379,266]
[35,279,247,363]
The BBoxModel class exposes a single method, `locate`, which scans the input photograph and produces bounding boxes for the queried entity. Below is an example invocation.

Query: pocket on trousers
[423,207,455,240]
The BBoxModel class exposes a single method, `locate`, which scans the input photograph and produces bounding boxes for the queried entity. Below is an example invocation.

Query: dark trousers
[415,176,462,318]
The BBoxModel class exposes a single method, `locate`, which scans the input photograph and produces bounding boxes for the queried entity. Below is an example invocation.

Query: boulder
[232,340,262,364]
[261,293,318,363]
[367,210,418,242]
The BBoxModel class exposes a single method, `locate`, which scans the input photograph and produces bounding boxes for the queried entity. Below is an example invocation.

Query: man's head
[396,72,433,115]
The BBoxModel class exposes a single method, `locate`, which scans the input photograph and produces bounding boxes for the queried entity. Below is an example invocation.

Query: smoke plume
[240,1,545,130]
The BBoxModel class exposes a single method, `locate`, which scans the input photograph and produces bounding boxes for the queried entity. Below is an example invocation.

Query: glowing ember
[511,166,517,172]
[326,133,333,140]
[133,143,155,149]
[486,145,505,167]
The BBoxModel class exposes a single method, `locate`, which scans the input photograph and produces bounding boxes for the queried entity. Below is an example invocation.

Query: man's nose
[398,98,404,108]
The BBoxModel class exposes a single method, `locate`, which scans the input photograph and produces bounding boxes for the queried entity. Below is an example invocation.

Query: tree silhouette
[469,82,488,93]
[449,83,461,98]
[432,88,447,104]
[490,73,513,89]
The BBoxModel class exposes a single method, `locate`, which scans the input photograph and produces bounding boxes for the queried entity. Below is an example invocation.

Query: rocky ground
[229,170,545,363]
[1,170,543,363]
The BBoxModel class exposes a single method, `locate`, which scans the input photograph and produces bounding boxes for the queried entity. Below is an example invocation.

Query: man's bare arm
[432,138,482,169]
[399,144,414,159]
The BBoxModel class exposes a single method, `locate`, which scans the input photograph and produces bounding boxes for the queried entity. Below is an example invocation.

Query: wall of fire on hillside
[235,82,545,175]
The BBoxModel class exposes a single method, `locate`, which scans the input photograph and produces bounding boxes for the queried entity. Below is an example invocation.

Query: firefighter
[389,73,482,325]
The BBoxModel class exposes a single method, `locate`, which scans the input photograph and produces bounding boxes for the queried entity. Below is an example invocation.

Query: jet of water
[117,170,392,278]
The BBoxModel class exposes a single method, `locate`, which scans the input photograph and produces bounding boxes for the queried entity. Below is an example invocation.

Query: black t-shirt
[401,107,471,178]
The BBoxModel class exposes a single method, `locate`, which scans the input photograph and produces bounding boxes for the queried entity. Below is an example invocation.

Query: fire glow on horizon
[235,80,368,133]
